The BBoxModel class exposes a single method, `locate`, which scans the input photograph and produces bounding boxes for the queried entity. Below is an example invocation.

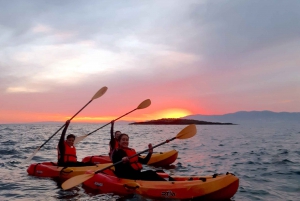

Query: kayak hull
[82,149,178,167]
[26,149,178,179]
[83,172,239,200]
[26,162,113,179]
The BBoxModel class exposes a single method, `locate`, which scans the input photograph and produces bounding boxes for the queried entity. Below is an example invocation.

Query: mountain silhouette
[183,111,300,123]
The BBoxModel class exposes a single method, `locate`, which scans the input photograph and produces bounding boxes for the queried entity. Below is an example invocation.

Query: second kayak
[81,149,178,167]
[26,162,113,179]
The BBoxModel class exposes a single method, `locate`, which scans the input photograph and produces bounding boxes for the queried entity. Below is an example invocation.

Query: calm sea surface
[0,121,299,201]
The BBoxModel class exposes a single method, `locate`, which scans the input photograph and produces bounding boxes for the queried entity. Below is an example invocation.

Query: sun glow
[72,116,114,123]
[153,108,192,119]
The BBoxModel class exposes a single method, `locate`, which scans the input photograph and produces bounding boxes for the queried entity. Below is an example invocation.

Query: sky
[0,0,300,124]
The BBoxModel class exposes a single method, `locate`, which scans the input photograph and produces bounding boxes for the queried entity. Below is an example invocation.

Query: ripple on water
[0,122,300,201]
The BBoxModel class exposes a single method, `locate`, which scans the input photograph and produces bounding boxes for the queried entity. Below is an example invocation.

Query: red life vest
[109,140,119,158]
[114,141,119,149]
[122,147,143,171]
[57,141,77,162]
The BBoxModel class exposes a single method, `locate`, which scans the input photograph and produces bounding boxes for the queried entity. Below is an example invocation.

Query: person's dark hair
[117,133,129,142]
[114,131,121,138]
[67,134,76,139]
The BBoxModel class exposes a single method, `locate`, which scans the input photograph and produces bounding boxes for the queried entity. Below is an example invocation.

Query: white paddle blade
[62,173,94,190]
[91,86,108,100]
[22,147,40,164]
[74,134,88,144]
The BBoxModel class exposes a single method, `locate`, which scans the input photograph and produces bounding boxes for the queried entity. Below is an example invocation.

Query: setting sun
[153,108,192,119]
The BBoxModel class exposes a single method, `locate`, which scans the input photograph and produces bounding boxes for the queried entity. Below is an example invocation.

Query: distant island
[129,118,235,125]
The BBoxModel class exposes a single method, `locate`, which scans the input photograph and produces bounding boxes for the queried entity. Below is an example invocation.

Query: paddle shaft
[36,99,94,150]
[95,137,176,174]
[23,87,108,164]
[86,108,138,137]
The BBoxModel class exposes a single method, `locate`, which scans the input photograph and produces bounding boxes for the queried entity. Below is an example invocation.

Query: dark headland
[129,118,235,125]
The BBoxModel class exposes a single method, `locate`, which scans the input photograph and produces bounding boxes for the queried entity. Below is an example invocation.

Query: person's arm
[109,121,115,150]
[58,120,70,163]
[138,144,153,164]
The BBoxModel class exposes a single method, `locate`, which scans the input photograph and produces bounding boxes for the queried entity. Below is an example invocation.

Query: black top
[109,121,116,156]
[112,148,152,180]
[57,120,70,165]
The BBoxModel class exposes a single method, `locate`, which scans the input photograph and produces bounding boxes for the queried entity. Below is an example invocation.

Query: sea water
[0,121,299,201]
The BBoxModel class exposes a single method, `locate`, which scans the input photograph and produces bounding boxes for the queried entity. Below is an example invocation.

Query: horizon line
[1,110,300,124]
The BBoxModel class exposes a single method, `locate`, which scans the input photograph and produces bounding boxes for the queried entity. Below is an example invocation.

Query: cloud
[6,87,39,93]
[0,0,300,123]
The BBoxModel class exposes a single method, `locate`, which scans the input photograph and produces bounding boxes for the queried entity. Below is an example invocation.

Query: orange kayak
[26,160,166,180]
[26,149,177,179]
[83,172,239,200]
[82,149,178,167]
[26,162,113,179]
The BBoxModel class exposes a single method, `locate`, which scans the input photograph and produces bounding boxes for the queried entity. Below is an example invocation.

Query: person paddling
[57,120,93,167]
[112,133,166,181]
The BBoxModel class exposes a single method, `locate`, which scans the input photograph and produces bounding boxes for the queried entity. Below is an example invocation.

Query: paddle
[73,99,151,144]
[62,124,197,190]
[22,86,108,164]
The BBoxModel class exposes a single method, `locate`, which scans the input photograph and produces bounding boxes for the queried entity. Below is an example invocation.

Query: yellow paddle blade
[74,134,88,145]
[61,173,95,190]
[176,124,197,139]
[91,86,108,100]
[137,99,151,109]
